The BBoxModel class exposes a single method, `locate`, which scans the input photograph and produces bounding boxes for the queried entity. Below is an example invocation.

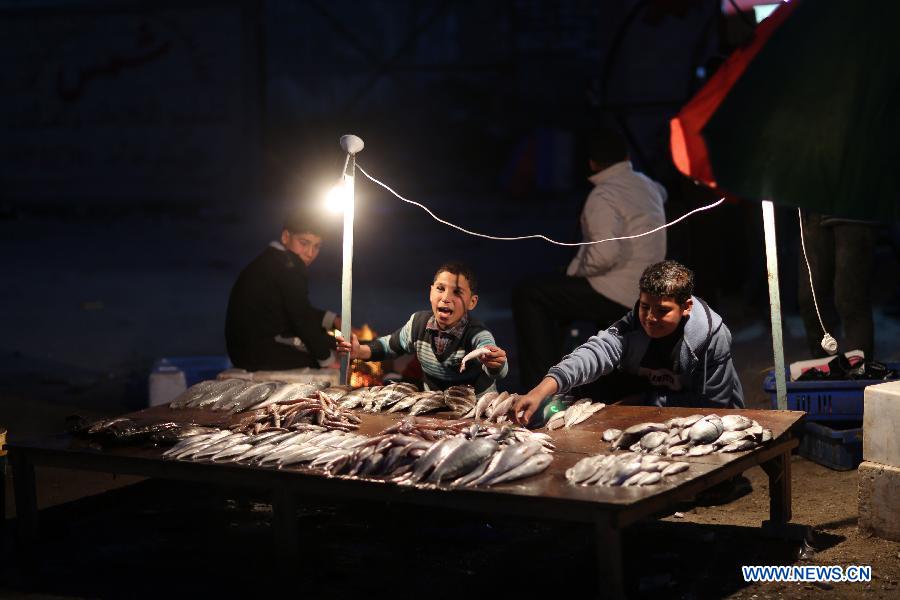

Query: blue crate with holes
[799,421,863,471]
[763,364,900,421]
[153,356,232,387]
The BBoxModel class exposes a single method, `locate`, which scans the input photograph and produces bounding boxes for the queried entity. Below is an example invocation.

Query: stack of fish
[469,390,518,422]
[566,452,690,487]
[163,425,368,466]
[169,379,325,413]
[337,384,478,417]
[601,414,773,458]
[163,416,555,488]
[326,417,554,486]
[544,398,607,430]
[233,391,361,434]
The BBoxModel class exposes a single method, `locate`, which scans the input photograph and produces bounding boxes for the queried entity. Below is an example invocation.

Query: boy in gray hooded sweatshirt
[514,260,743,425]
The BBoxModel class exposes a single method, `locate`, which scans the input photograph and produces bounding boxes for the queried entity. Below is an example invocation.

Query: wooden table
[6,405,803,598]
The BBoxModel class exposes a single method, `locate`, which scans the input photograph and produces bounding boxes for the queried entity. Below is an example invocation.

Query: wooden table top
[7,404,805,523]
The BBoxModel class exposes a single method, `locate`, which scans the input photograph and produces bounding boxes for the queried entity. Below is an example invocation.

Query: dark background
[1,0,898,411]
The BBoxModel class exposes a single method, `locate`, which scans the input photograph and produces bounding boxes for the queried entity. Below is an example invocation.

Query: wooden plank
[761,450,792,523]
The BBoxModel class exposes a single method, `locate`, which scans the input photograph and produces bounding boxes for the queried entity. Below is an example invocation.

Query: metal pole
[339,154,355,386]
[762,200,788,410]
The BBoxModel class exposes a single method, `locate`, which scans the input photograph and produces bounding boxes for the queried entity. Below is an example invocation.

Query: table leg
[9,451,38,553]
[595,522,625,600]
[272,487,300,566]
[761,450,792,524]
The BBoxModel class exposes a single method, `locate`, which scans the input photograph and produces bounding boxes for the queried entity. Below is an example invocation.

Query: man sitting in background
[512,126,667,390]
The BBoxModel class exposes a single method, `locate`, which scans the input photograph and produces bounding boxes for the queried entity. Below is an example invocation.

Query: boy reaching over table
[515,260,744,426]
[336,261,508,394]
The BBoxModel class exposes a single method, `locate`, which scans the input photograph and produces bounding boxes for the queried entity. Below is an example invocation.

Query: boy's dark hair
[283,204,325,236]
[587,126,628,165]
[639,260,694,304]
[433,261,478,294]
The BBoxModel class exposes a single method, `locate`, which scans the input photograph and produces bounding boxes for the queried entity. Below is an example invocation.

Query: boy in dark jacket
[225,207,339,371]
[515,260,743,425]
[336,262,508,394]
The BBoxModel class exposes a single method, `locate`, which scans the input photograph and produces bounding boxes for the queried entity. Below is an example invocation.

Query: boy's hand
[334,333,360,358]
[513,377,560,426]
[479,344,507,370]
[513,392,544,426]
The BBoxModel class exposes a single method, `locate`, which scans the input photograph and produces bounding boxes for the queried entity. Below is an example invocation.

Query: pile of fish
[336,383,479,417]
[545,398,607,430]
[471,390,520,423]
[163,417,555,488]
[73,417,220,445]
[169,379,326,413]
[232,391,361,434]
[163,425,366,465]
[601,414,773,458]
[566,452,690,487]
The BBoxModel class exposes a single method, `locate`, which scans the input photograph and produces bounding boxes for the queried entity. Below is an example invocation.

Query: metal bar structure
[762,200,788,409]
[339,153,356,386]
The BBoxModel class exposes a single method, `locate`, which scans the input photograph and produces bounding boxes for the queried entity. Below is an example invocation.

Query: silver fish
[640,431,669,452]
[427,438,499,483]
[687,444,716,457]
[459,347,491,372]
[408,438,466,482]
[660,461,690,477]
[565,401,606,428]
[475,391,498,419]
[250,383,319,411]
[471,441,543,486]
[408,395,447,415]
[601,428,622,442]
[721,414,753,432]
[194,380,253,408]
[485,453,552,486]
[719,439,757,453]
[688,418,723,445]
[218,382,276,413]
[210,443,253,461]
[169,380,222,409]
[638,471,662,486]
[715,430,754,447]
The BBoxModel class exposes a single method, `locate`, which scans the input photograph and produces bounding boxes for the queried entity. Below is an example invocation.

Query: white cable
[798,208,838,355]
[357,165,725,247]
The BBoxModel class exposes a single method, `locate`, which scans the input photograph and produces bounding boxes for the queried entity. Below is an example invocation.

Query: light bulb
[325,181,350,213]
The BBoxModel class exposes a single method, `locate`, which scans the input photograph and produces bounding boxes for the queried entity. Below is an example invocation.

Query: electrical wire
[798,207,837,354]
[357,164,724,247]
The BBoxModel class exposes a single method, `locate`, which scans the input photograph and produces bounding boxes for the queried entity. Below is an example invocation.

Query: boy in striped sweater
[335,262,508,394]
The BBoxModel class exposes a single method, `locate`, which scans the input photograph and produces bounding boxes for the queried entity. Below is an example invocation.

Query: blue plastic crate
[763,364,900,421]
[152,356,232,387]
[799,421,863,471]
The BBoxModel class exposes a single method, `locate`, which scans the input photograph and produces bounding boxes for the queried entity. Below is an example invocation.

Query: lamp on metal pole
[337,134,364,385]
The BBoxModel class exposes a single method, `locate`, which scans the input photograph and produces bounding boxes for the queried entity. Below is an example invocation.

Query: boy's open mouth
[437,306,453,317]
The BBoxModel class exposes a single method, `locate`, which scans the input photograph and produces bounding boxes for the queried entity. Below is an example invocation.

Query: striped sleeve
[367,314,415,361]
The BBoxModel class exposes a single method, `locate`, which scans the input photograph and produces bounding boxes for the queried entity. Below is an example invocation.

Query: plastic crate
[154,356,232,386]
[763,364,900,421]
[799,421,863,471]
